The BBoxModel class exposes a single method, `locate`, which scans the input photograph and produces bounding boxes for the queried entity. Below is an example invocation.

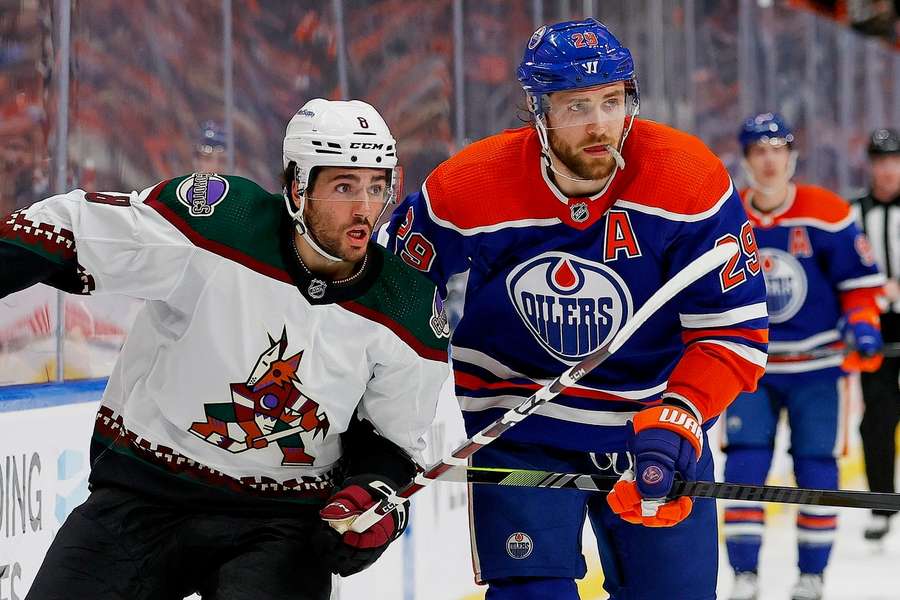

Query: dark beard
[548,130,618,181]
[304,204,371,260]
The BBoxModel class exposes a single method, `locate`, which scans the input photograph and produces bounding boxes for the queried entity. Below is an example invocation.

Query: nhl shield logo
[570,202,590,223]
[506,532,534,560]
[760,248,807,324]
[507,252,632,365]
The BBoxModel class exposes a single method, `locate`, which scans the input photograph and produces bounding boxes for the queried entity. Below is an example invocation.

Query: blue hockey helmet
[196,120,226,154]
[738,113,794,154]
[517,18,637,107]
[517,19,639,159]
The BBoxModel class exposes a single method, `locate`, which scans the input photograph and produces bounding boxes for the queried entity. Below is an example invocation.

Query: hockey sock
[794,455,838,574]
[485,576,579,600]
[723,446,773,573]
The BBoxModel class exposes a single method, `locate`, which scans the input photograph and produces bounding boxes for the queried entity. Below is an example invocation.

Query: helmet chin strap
[535,115,628,185]
[742,151,798,196]
[282,188,344,264]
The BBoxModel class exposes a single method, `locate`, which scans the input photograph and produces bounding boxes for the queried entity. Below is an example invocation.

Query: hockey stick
[769,342,900,360]
[342,242,741,534]
[442,465,900,512]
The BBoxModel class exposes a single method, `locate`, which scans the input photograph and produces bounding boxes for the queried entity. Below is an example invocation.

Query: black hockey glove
[317,474,408,576]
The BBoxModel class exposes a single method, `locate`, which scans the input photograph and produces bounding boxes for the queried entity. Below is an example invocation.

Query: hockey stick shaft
[346,242,740,533]
[769,342,900,360]
[452,466,900,511]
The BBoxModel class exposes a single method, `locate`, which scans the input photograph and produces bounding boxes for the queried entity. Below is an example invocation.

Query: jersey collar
[280,221,382,304]
[744,183,797,227]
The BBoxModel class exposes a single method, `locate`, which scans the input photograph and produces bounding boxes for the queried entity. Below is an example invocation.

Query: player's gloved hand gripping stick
[331,242,741,535]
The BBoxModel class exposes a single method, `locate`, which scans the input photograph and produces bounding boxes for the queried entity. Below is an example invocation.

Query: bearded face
[543,82,628,183]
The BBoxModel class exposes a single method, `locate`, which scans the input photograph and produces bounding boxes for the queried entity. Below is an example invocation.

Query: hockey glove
[607,404,701,527]
[318,474,407,576]
[840,308,883,372]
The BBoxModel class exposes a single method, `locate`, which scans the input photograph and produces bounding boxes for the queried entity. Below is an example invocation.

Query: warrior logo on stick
[189,328,330,465]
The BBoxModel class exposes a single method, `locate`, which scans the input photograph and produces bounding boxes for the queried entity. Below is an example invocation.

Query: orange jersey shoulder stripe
[787,184,852,223]
[424,128,560,230]
[615,120,733,217]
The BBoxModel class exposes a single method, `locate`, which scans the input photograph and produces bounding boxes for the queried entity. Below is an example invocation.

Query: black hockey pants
[25,486,332,600]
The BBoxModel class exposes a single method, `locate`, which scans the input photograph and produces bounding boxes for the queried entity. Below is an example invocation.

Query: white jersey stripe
[613,179,734,223]
[458,394,637,426]
[836,273,886,290]
[768,330,840,352]
[777,212,856,232]
[695,339,768,368]
[452,346,668,400]
[679,302,769,329]
[766,355,844,373]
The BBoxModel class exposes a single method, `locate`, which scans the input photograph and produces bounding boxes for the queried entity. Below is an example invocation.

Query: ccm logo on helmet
[349,142,385,150]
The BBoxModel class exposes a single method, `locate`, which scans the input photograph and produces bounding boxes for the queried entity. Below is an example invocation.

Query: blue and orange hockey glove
[840,307,883,372]
[607,404,701,527]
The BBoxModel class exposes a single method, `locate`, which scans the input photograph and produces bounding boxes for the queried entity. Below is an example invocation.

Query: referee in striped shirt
[850,128,900,541]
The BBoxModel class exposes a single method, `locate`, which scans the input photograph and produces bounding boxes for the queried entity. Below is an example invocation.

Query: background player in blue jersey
[723,113,885,600]
[381,19,768,600]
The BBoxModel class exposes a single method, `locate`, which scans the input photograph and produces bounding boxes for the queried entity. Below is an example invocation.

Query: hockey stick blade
[346,242,740,533]
[451,466,900,511]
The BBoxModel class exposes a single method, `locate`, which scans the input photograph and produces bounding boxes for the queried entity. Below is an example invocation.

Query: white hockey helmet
[282,99,401,262]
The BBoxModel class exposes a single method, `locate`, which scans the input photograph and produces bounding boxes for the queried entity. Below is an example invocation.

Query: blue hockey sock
[485,576,579,600]
[794,456,838,574]
[723,447,772,573]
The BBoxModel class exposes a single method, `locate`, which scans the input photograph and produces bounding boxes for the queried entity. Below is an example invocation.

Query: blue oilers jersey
[381,121,769,452]
[743,184,884,379]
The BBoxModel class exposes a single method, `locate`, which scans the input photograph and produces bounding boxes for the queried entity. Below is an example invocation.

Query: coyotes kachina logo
[189,328,330,465]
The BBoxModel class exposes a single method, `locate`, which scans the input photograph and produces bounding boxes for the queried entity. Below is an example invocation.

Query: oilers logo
[506,532,534,559]
[507,252,632,365]
[760,248,807,323]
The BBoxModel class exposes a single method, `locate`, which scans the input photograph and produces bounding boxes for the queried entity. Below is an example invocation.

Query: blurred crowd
[0,0,897,215]
[793,0,900,45]
[0,0,897,384]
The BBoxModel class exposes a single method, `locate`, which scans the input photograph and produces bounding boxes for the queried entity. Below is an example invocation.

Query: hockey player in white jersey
[2,99,449,600]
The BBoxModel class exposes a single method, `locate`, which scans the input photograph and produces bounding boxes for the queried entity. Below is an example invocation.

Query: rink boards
[0,377,487,600]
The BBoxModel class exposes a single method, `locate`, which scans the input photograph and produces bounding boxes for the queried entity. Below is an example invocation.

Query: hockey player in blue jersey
[381,19,768,600]
[723,113,885,600]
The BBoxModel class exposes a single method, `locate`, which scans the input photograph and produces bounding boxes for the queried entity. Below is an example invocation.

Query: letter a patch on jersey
[604,210,642,261]
[788,227,813,257]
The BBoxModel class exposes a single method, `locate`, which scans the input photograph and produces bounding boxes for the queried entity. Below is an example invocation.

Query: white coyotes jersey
[0,174,450,505]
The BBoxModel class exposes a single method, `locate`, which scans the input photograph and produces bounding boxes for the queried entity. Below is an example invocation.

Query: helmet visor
[304,167,402,215]
[539,82,637,130]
